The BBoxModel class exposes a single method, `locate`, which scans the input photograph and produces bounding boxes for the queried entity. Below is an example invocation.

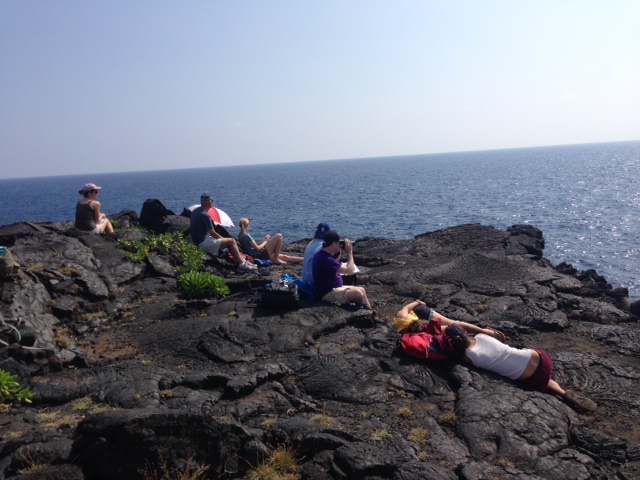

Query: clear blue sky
[2,1,639,179]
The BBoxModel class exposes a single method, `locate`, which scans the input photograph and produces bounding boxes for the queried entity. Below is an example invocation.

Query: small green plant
[0,369,35,404]
[90,403,119,414]
[17,448,51,475]
[160,390,174,399]
[260,418,278,430]
[178,271,230,299]
[246,445,300,480]
[54,327,73,349]
[497,458,516,468]
[310,414,332,425]
[437,412,459,427]
[71,396,94,411]
[172,239,205,273]
[371,429,393,441]
[57,266,78,276]
[408,427,429,445]
[246,464,279,480]
[417,451,430,461]
[140,454,210,480]
[146,233,174,254]
[119,239,148,262]
[396,407,413,418]
[269,446,299,474]
[38,411,82,429]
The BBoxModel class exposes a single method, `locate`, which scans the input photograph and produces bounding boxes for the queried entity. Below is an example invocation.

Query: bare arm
[91,201,107,224]
[438,315,496,337]
[251,234,270,251]
[337,239,356,275]
[208,228,223,239]
[395,300,426,319]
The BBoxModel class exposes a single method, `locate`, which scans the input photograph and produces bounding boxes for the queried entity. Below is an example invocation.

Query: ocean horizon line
[2,139,638,182]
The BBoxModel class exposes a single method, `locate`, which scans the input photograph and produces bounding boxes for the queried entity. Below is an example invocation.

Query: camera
[339,240,345,248]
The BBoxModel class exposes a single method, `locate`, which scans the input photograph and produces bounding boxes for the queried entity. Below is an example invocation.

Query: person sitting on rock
[312,230,372,310]
[238,218,303,265]
[190,193,256,273]
[392,300,597,412]
[303,222,367,289]
[302,222,331,286]
[74,183,114,234]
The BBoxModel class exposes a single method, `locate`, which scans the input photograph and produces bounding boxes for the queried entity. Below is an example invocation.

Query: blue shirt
[190,207,214,246]
[302,238,323,285]
[312,249,343,299]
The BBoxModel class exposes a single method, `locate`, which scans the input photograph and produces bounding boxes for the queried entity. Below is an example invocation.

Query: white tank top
[465,334,532,380]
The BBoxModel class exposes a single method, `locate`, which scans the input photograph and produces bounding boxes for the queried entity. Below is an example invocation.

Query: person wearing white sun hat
[74,183,114,234]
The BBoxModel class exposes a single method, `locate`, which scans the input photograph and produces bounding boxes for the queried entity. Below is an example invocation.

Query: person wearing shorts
[312,230,372,310]
[392,301,597,412]
[189,193,256,273]
[74,183,114,234]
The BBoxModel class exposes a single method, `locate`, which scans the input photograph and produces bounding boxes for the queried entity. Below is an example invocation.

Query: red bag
[400,318,455,361]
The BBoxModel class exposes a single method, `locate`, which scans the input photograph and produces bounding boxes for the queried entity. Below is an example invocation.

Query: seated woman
[392,300,597,412]
[238,218,303,265]
[74,183,114,234]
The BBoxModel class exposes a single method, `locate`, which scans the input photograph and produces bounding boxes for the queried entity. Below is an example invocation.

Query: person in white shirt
[393,300,597,412]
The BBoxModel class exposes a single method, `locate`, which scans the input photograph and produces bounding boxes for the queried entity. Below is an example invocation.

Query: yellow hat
[392,316,416,333]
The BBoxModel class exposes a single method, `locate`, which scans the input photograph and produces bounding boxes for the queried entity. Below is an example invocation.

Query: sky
[1,1,639,179]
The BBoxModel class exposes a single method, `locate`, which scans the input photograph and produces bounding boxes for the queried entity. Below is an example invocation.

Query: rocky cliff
[1,212,639,480]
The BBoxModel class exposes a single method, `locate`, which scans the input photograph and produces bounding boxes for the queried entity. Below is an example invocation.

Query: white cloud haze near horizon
[1,1,639,179]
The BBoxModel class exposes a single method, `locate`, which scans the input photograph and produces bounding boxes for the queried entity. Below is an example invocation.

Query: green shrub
[118,239,148,262]
[118,232,227,296]
[118,233,205,272]
[172,240,205,272]
[178,271,230,299]
[0,370,35,404]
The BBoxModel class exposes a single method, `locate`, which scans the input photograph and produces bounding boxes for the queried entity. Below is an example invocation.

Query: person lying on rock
[190,193,256,273]
[238,218,303,265]
[392,300,597,412]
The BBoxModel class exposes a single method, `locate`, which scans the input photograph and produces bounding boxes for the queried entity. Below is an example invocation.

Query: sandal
[564,390,597,412]
[489,329,507,343]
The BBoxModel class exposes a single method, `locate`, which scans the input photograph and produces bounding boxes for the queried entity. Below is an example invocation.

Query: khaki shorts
[198,235,223,255]
[321,286,352,304]
[94,218,109,234]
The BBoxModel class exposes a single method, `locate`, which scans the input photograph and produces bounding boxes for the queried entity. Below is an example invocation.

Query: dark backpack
[139,199,175,233]
[260,280,300,311]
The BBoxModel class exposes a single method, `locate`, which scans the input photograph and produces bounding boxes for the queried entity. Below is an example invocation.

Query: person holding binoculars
[312,230,373,310]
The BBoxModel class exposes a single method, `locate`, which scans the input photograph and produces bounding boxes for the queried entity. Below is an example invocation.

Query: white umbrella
[188,204,235,228]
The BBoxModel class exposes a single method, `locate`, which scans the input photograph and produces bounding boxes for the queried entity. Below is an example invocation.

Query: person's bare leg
[222,238,245,265]
[545,379,565,396]
[105,219,114,234]
[278,253,303,263]
[346,287,373,310]
[267,234,285,264]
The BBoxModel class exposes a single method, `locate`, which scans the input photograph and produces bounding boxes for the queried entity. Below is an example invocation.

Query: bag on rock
[139,199,176,233]
[260,280,300,311]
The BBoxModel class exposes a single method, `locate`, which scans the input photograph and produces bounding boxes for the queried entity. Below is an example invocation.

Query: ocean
[1,141,639,300]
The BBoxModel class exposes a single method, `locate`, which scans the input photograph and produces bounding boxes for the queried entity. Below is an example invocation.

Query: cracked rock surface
[1,216,639,479]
